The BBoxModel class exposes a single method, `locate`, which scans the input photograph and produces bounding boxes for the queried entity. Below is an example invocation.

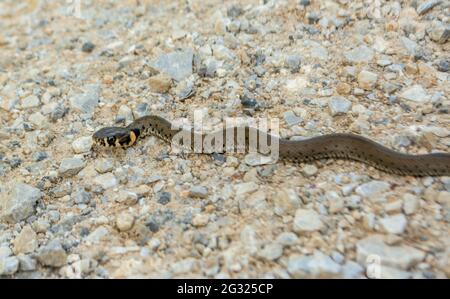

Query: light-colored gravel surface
[0,0,449,278]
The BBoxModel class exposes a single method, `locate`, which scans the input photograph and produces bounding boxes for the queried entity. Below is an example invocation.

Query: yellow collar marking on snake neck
[129,131,137,146]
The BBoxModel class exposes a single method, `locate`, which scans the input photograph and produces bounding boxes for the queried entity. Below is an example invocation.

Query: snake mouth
[92,127,139,148]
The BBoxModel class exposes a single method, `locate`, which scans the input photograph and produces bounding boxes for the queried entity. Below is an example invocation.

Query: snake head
[93,127,140,148]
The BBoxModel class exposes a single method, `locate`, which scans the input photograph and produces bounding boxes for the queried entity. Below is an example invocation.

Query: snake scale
[93,115,450,176]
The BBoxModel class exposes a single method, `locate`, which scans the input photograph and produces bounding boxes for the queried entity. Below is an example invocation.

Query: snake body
[93,115,450,176]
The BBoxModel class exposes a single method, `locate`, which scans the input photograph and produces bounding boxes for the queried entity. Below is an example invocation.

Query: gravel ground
[0,0,449,278]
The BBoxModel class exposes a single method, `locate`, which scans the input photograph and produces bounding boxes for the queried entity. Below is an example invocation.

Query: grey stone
[379,214,407,235]
[344,45,374,63]
[94,158,114,173]
[287,251,342,278]
[157,191,172,205]
[355,181,390,199]
[0,183,42,223]
[81,41,95,53]
[189,186,208,198]
[403,194,419,215]
[37,239,67,267]
[175,76,195,100]
[276,232,298,246]
[58,157,86,177]
[72,188,91,204]
[400,37,420,56]
[259,243,283,261]
[399,85,428,103]
[285,55,301,72]
[284,111,302,126]
[72,136,93,154]
[85,227,109,244]
[93,173,117,189]
[427,21,449,44]
[0,246,12,259]
[293,209,323,233]
[18,255,37,271]
[329,96,352,116]
[0,256,19,275]
[69,84,101,116]
[21,95,40,109]
[150,49,194,81]
[341,261,364,279]
[356,235,425,270]
[417,0,442,15]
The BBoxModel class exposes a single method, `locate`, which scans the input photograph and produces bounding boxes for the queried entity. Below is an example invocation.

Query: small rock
[259,243,283,261]
[399,85,428,103]
[116,211,135,232]
[275,232,299,247]
[85,227,109,244]
[117,105,134,123]
[379,214,407,235]
[302,164,318,177]
[0,256,19,275]
[189,186,208,198]
[287,251,341,278]
[94,158,114,173]
[175,77,195,100]
[157,191,171,205]
[234,182,259,196]
[13,225,38,254]
[341,261,364,279]
[403,194,419,215]
[293,209,323,233]
[344,45,374,64]
[72,137,93,154]
[357,70,378,90]
[69,84,100,116]
[400,37,420,57]
[273,189,301,216]
[284,111,302,126]
[18,255,37,271]
[148,73,172,93]
[0,183,42,223]
[427,21,449,44]
[244,153,275,166]
[285,55,301,72]
[71,188,92,205]
[93,173,118,189]
[37,239,67,267]
[21,95,40,109]
[329,96,352,116]
[192,214,209,227]
[150,49,194,81]
[356,235,425,270]
[58,157,86,177]
[417,0,442,15]
[81,41,95,53]
[355,181,390,199]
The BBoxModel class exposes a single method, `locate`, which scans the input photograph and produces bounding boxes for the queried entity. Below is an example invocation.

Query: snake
[93,115,450,177]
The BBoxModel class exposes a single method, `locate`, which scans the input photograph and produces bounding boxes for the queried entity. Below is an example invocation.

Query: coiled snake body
[93,115,450,177]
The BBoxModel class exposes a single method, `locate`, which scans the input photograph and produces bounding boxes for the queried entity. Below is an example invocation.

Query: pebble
[0,247,12,259]
[0,183,42,223]
[328,96,352,116]
[293,209,323,233]
[285,55,301,72]
[21,95,40,109]
[72,136,93,154]
[234,182,259,196]
[403,194,419,215]
[71,188,92,205]
[417,0,443,15]
[81,41,95,53]
[273,189,301,216]
[399,85,428,103]
[344,45,374,64]
[13,225,38,254]
[283,111,302,126]
[357,70,378,90]
[69,84,100,116]
[287,251,341,278]
[192,214,209,227]
[356,235,425,270]
[275,232,298,247]
[157,191,171,205]
[379,214,407,235]
[37,239,67,267]
[427,21,449,44]
[94,158,114,173]
[150,49,194,81]
[0,256,19,275]
[244,153,275,166]
[175,77,195,100]
[58,157,86,177]
[93,173,118,189]
[117,105,133,123]
[400,37,420,57]
[355,180,390,199]
[341,261,364,279]
[18,255,37,271]
[148,73,172,93]
[301,164,318,177]
[259,243,283,261]
[116,211,135,232]
[85,227,109,244]
[189,186,208,199]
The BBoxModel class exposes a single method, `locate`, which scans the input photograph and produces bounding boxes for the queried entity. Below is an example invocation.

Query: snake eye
[107,137,116,146]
